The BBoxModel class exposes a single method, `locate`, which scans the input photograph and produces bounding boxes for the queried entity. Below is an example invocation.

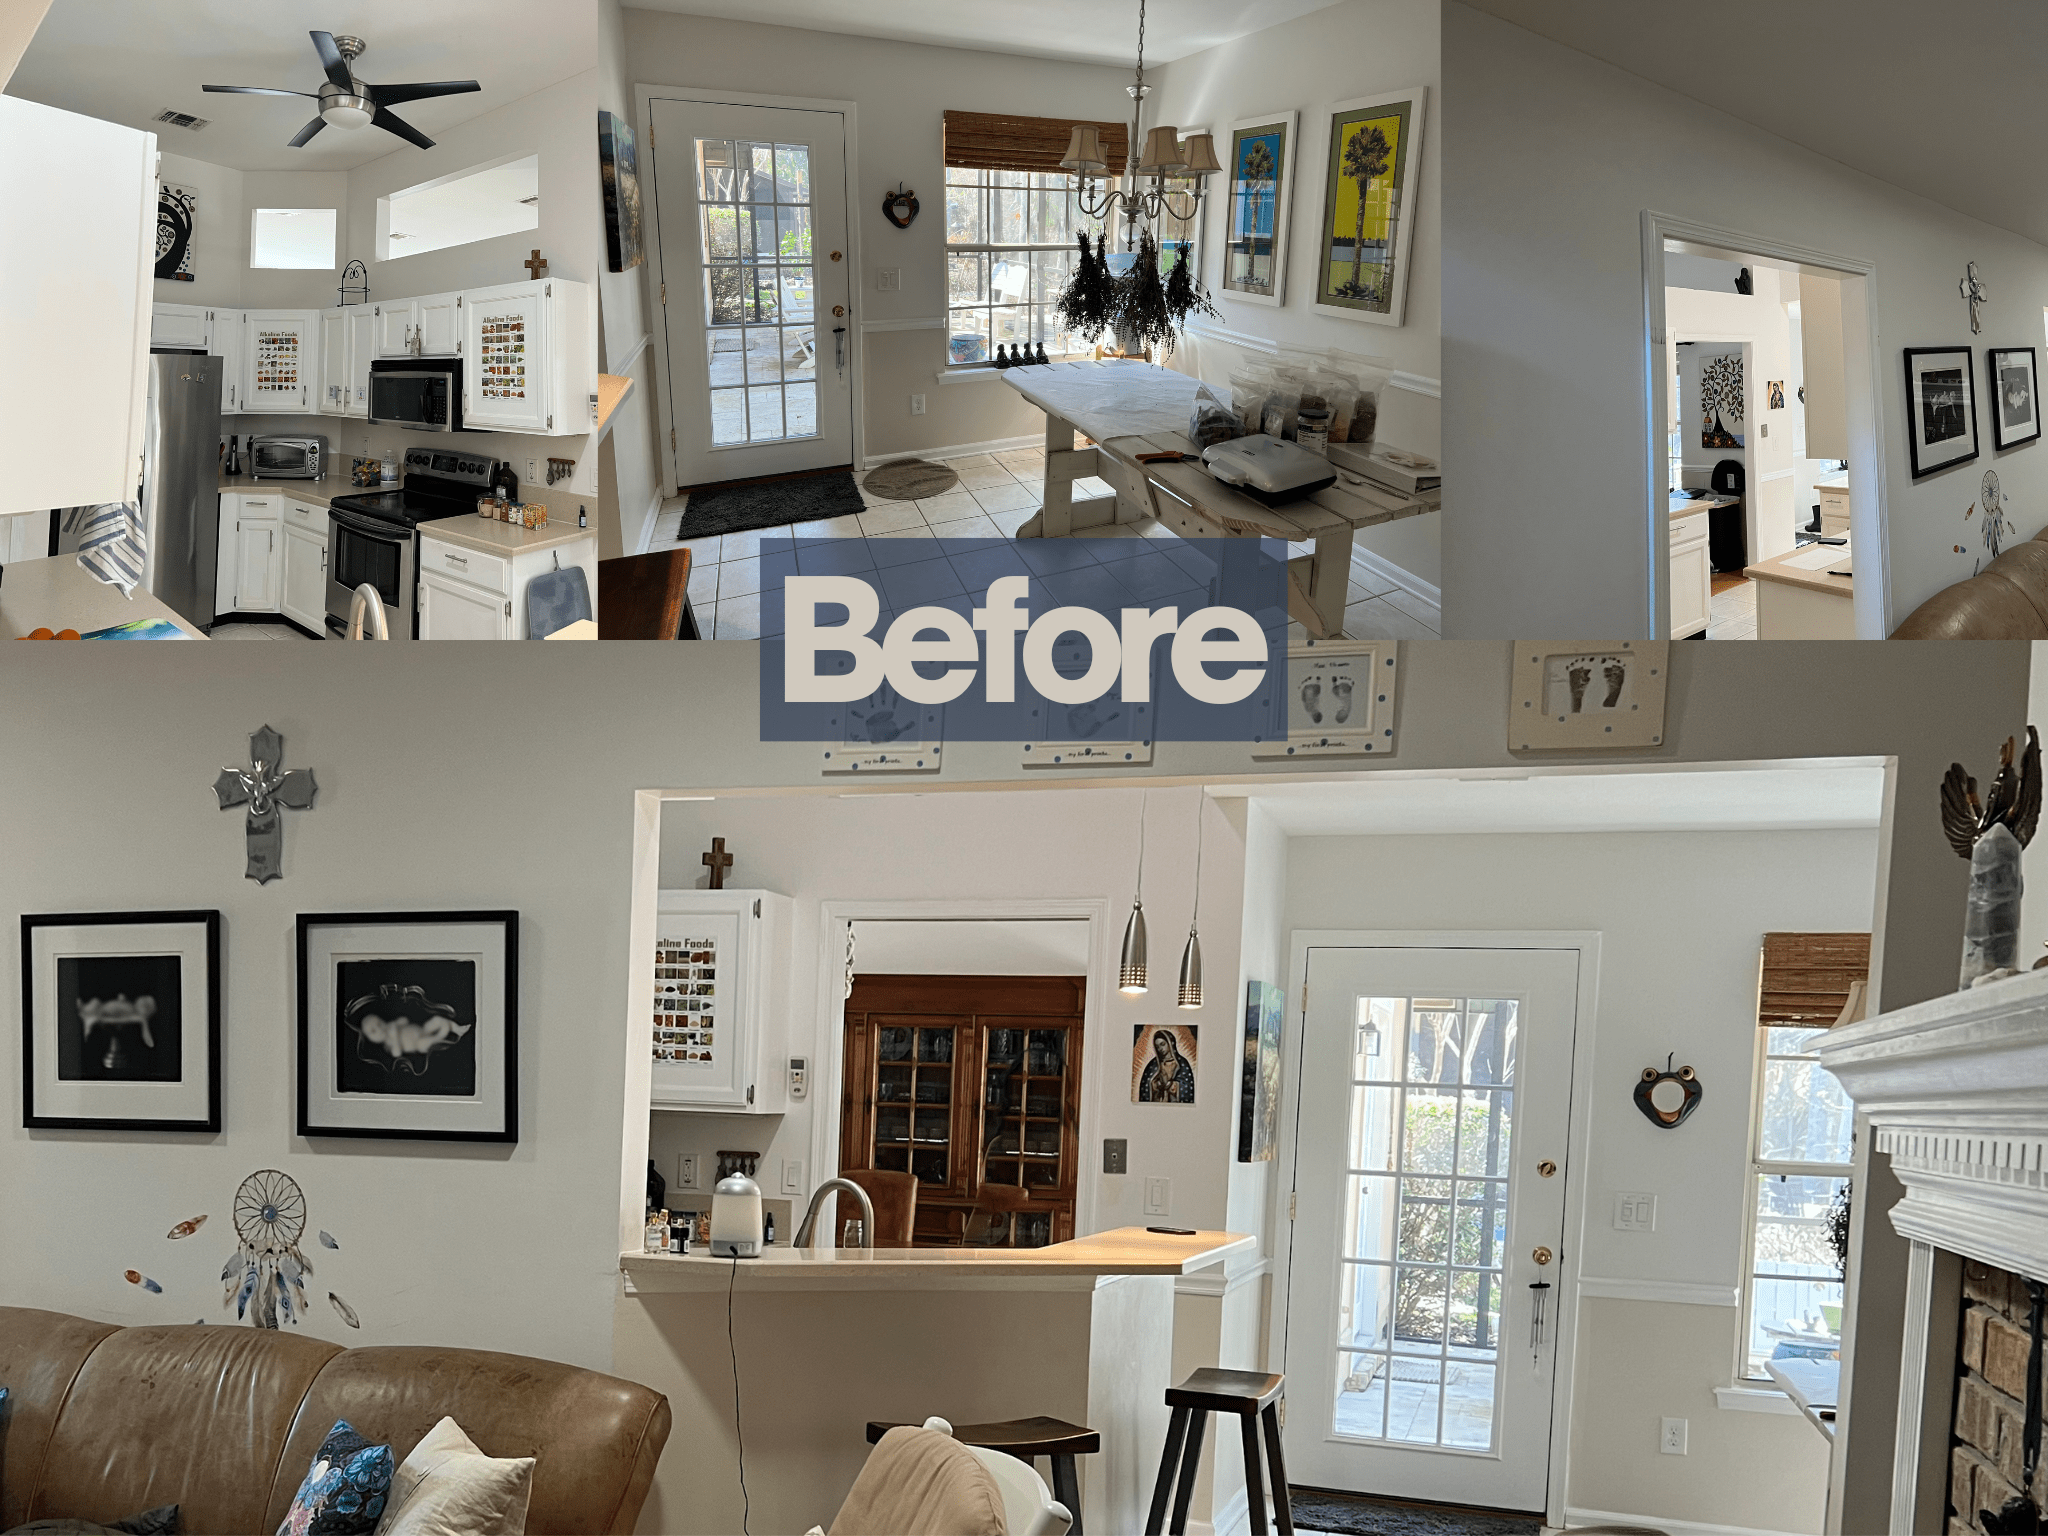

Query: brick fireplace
[1951,1258,2044,1530]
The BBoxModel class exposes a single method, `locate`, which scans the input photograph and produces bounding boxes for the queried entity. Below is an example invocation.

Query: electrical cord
[729,1255,750,1534]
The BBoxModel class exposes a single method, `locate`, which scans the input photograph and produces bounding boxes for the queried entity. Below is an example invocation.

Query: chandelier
[1058,0,1221,249]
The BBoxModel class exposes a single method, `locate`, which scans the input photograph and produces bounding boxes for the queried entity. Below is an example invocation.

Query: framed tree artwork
[155,184,197,283]
[1904,346,1980,478]
[1223,112,1298,306]
[1313,87,1427,328]
[296,911,518,1142]
[21,911,221,1131]
[1988,346,2040,451]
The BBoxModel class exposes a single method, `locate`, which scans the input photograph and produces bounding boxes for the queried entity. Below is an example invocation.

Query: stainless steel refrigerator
[139,351,223,630]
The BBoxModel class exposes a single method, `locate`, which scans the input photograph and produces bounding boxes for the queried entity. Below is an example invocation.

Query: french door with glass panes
[1283,944,1581,1512]
[648,97,852,488]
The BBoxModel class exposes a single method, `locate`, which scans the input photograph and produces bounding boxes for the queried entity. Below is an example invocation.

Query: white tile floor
[208,620,315,642]
[1708,579,1758,641]
[653,449,1442,642]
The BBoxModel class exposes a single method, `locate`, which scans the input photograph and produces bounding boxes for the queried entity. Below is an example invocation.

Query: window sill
[1714,1384,1800,1416]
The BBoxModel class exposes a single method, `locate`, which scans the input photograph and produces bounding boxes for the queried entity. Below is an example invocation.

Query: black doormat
[678,471,865,540]
[1288,1487,1542,1536]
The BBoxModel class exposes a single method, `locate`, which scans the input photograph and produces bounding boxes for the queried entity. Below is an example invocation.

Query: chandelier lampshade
[1138,124,1187,173]
[1060,124,1108,172]
[1178,133,1222,176]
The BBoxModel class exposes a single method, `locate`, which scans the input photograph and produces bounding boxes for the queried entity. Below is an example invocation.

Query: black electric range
[324,448,501,639]
[329,447,497,528]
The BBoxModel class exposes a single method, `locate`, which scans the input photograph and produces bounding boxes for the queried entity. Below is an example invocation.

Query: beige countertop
[217,473,356,500]
[1816,475,1850,493]
[1747,540,1853,595]
[621,1225,1253,1293]
[1669,492,1736,520]
[417,514,596,558]
[2,556,206,639]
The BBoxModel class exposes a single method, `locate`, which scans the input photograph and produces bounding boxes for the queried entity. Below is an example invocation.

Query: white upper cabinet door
[375,300,419,357]
[152,304,209,349]
[417,292,460,356]
[214,310,244,414]
[319,310,351,415]
[346,308,377,417]
[242,312,318,414]
[462,280,550,433]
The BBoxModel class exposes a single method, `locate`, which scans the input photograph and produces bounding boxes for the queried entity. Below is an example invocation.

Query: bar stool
[1144,1368,1292,1536]
[867,1416,1099,1533]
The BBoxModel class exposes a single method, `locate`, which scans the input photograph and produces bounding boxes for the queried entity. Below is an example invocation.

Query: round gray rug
[863,458,959,501]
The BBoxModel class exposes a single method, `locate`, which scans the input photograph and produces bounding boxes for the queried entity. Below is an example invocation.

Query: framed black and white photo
[296,912,518,1143]
[1988,346,2041,451]
[1904,346,1980,477]
[21,911,221,1131]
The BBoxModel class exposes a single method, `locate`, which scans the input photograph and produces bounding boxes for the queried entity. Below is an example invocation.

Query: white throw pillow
[373,1416,535,1536]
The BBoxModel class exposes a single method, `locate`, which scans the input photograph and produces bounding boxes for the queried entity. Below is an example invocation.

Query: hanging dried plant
[1163,244,1218,331]
[1055,231,1115,341]
[1109,231,1177,358]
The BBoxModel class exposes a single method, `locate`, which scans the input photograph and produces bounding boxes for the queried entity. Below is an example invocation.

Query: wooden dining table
[1000,358,1438,639]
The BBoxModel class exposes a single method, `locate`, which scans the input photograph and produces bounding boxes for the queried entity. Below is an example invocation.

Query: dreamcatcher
[1983,469,2010,562]
[222,1169,312,1329]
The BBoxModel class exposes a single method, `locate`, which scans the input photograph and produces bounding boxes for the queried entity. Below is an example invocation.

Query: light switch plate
[1103,1138,1128,1174]
[878,268,901,292]
[782,1158,805,1195]
[1144,1176,1171,1215]
[1614,1192,1658,1231]
[675,1153,700,1191]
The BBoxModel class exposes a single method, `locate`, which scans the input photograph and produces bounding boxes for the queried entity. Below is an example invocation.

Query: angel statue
[221,1169,313,1329]
[1941,725,2041,988]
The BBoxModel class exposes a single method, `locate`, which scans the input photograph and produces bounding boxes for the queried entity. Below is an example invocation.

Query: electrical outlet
[877,267,901,292]
[675,1154,700,1192]
[1760,422,1769,438]
[525,457,538,483]
[1660,1417,1688,1455]
[910,393,926,416]
[1144,1176,1171,1215]
[1103,1138,1128,1174]
[782,1158,805,1195]
[1614,1192,1658,1231]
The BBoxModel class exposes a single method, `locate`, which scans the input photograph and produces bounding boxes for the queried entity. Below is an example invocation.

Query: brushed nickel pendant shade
[1178,794,1204,1009]
[1120,793,1149,994]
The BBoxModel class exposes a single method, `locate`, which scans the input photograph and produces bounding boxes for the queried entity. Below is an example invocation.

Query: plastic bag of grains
[1260,364,1307,440]
[1229,364,1274,436]
[1188,383,1243,449]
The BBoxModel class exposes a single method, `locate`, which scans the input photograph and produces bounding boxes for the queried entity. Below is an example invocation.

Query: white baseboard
[1350,543,1440,611]
[1565,1506,1813,1536]
[630,487,664,556]
[1198,1486,1250,1536]
[863,434,1040,469]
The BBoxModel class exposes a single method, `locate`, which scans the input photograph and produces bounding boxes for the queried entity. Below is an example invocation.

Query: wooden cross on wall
[702,837,735,890]
[524,249,548,281]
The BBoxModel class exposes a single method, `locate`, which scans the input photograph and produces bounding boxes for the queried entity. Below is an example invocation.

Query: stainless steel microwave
[247,435,328,479]
[367,358,464,432]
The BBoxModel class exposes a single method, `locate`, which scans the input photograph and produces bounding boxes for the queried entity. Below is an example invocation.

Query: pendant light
[1120,794,1149,994]
[1178,797,1204,1010]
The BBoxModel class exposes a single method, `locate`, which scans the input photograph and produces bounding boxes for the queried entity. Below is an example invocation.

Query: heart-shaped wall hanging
[882,186,919,228]
[1634,1055,1702,1129]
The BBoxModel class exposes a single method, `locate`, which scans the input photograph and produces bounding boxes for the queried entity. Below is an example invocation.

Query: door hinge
[547,413,553,430]
[660,281,666,305]
[1277,1398,1287,1427]
[1289,1190,1297,1221]
[671,427,677,452]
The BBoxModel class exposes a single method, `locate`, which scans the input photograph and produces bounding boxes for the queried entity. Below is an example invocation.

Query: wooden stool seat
[865,1415,1097,1532]
[1147,1369,1293,1536]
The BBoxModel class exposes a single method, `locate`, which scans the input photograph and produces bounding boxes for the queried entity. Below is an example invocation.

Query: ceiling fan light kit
[203,30,480,151]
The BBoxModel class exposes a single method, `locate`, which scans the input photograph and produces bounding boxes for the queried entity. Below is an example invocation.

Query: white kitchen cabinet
[648,889,794,1113]
[213,495,236,618]
[151,303,210,350]
[374,300,416,357]
[373,292,461,358]
[460,278,594,435]
[214,310,245,414]
[240,311,318,414]
[319,310,351,415]
[416,526,599,639]
[345,307,377,417]
[228,493,283,612]
[281,518,328,633]
[417,565,512,639]
[1670,510,1712,639]
[1818,483,1850,538]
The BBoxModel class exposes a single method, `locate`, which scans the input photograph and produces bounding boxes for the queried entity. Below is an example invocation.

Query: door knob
[1537,1159,1557,1178]
[833,305,846,317]
[1532,1246,1553,1266]
[830,251,843,262]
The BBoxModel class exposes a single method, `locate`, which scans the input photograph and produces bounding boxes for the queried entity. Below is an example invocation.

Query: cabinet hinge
[753,899,761,918]
[545,282,551,296]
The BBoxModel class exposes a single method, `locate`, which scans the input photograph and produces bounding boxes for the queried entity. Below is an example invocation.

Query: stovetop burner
[330,446,497,529]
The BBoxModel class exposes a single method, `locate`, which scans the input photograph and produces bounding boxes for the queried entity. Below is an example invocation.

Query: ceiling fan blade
[288,117,327,148]
[309,31,354,91]
[371,107,434,150]
[202,85,318,97]
[367,80,481,107]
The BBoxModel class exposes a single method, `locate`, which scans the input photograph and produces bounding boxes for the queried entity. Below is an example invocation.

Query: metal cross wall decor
[1963,261,1990,334]
[701,836,734,890]
[213,725,317,883]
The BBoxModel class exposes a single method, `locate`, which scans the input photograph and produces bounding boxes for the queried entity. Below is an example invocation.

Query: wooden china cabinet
[839,974,1085,1248]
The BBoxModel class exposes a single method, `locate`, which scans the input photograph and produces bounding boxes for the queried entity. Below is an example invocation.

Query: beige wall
[0,0,54,91]
[598,0,665,552]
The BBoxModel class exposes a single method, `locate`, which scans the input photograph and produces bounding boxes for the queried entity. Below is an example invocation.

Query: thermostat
[788,1056,808,1100]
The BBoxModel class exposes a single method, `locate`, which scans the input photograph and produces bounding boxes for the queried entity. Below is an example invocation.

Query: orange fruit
[26,628,53,640]
[56,630,80,641]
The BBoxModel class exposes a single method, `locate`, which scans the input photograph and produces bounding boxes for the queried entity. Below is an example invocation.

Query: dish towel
[76,501,146,596]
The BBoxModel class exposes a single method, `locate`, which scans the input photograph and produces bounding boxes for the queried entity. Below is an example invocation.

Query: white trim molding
[613,329,654,377]
[1577,1275,1740,1308]
[1174,1256,1270,1298]
[1350,545,1440,610]
[1714,1384,1802,1416]
[1565,1508,1813,1536]
[861,433,1039,469]
[862,315,947,333]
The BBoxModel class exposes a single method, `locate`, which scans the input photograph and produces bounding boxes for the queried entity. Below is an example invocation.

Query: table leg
[1287,525,1354,639]
[1040,413,1077,538]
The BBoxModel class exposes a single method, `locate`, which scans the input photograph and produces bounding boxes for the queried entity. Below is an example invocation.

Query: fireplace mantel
[1816,967,2048,1281]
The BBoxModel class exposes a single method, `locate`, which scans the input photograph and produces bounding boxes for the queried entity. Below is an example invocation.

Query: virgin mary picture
[1133,1025,1198,1104]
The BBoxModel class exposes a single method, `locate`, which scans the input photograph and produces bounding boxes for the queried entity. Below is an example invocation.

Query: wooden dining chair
[597,547,700,639]
[958,1181,1035,1246]
[841,1167,919,1247]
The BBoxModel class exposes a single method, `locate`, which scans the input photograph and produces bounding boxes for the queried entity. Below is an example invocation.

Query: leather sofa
[0,1307,670,1534]
[1892,529,2048,636]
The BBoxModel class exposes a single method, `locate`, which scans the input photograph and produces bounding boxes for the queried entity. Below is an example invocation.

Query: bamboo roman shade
[943,110,1130,175]
[1758,932,1871,1028]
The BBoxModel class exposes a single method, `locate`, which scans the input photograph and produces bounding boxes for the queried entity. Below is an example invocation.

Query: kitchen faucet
[795,1177,876,1249]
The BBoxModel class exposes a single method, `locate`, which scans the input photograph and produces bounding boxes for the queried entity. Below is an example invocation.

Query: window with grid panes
[945,167,1105,365]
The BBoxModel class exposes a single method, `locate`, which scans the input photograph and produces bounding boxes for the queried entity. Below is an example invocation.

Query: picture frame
[296,911,518,1143]
[597,109,644,274]
[1313,86,1427,328]
[21,911,221,1132]
[155,184,197,283]
[1237,981,1284,1163]
[1020,635,1155,767]
[1988,346,2041,452]
[1904,346,1980,478]
[1510,641,1669,751]
[1131,1023,1198,1104]
[1222,111,1298,306]
[820,680,943,774]
[1251,640,1399,758]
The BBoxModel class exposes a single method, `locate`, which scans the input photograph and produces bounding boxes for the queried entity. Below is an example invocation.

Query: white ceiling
[6,0,596,171]
[1463,0,2048,249]
[1235,763,1887,836]
[628,0,1350,66]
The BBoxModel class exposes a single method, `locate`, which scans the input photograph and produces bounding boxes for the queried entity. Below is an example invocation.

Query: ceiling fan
[203,31,478,150]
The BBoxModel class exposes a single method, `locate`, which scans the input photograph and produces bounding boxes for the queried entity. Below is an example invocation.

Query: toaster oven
[247,435,329,480]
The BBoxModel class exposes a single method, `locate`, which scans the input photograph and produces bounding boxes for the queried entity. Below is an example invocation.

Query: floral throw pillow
[275,1420,395,1536]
